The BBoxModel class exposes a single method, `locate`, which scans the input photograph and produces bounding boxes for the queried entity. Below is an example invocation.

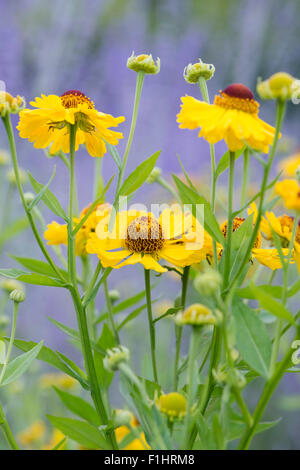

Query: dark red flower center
[222,83,254,100]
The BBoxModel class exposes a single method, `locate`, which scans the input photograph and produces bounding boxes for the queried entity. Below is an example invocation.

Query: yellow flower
[177,83,277,153]
[175,303,216,326]
[39,372,77,390]
[44,203,111,256]
[18,421,46,447]
[17,90,124,157]
[43,429,66,450]
[156,392,187,421]
[275,179,300,211]
[279,151,300,177]
[115,413,149,450]
[257,72,300,101]
[86,207,211,273]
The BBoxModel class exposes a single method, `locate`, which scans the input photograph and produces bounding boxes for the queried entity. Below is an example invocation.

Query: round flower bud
[0,314,9,328]
[113,409,133,428]
[9,288,26,303]
[295,165,300,185]
[0,91,25,117]
[0,149,10,166]
[175,303,216,326]
[156,392,187,421]
[0,279,24,294]
[257,72,299,101]
[127,52,160,74]
[183,59,215,83]
[193,268,222,297]
[109,289,120,303]
[146,167,162,184]
[6,167,27,186]
[23,192,35,206]
[227,368,246,389]
[103,346,130,372]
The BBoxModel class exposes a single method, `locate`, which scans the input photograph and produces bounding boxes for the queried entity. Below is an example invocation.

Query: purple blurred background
[0,0,299,449]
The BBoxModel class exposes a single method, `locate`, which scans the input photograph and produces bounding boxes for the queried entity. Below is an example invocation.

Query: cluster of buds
[156,392,187,421]
[0,91,25,117]
[257,72,300,102]
[127,52,160,74]
[175,303,220,326]
[103,346,130,372]
[183,58,215,83]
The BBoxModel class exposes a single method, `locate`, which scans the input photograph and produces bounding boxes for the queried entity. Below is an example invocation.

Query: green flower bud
[0,279,24,294]
[146,167,162,184]
[0,91,25,117]
[9,288,26,303]
[127,52,160,74]
[183,59,215,83]
[257,72,300,102]
[295,165,300,184]
[175,303,216,326]
[112,409,133,428]
[0,314,10,328]
[0,149,10,166]
[109,289,120,303]
[103,346,130,372]
[6,168,27,186]
[23,192,35,206]
[193,268,222,297]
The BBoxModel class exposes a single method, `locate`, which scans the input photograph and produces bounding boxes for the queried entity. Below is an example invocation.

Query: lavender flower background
[0,0,299,449]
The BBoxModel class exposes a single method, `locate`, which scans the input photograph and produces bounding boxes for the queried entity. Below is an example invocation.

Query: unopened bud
[0,149,10,166]
[175,303,216,326]
[113,409,133,428]
[257,72,300,101]
[103,346,130,372]
[184,59,215,83]
[146,167,162,184]
[295,165,300,184]
[0,91,25,117]
[0,279,24,294]
[109,289,120,303]
[9,288,26,303]
[193,268,222,297]
[6,168,27,186]
[127,52,160,74]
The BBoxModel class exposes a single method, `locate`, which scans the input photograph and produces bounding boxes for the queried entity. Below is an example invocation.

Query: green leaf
[232,298,272,378]
[106,142,122,169]
[0,341,43,386]
[153,306,182,323]
[0,217,28,246]
[53,388,100,426]
[0,268,67,287]
[47,415,108,449]
[28,171,67,221]
[119,151,160,196]
[27,165,57,211]
[176,154,198,191]
[215,148,244,179]
[249,283,295,325]
[10,255,68,280]
[173,175,224,244]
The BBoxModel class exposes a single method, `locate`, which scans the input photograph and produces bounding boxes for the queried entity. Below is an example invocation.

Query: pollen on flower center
[279,215,300,245]
[214,83,259,114]
[60,90,94,109]
[125,215,165,254]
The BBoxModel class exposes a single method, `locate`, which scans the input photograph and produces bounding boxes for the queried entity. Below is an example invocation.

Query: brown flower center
[60,90,94,109]
[125,215,165,254]
[214,83,259,114]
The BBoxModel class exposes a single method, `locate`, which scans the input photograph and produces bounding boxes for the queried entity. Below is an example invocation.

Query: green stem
[156,176,181,204]
[173,266,190,390]
[0,302,18,385]
[227,100,286,292]
[241,148,250,209]
[82,261,102,306]
[0,404,19,450]
[1,115,66,284]
[103,279,120,344]
[144,269,158,383]
[223,152,236,290]
[185,326,201,448]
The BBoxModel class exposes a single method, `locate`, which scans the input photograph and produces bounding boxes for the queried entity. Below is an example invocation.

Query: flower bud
[0,314,9,328]
[127,52,160,74]
[193,268,222,297]
[6,168,27,186]
[295,165,300,185]
[156,392,187,421]
[183,59,215,83]
[146,167,162,184]
[257,72,299,101]
[0,279,24,294]
[112,409,133,428]
[9,288,26,303]
[175,303,216,326]
[108,289,120,303]
[0,91,25,117]
[227,368,246,389]
[103,346,130,372]
[0,149,10,166]
[23,192,35,206]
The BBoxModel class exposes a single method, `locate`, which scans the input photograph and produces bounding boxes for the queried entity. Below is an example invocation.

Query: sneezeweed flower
[86,208,211,273]
[257,72,300,101]
[175,303,217,326]
[0,149,10,166]
[156,392,187,421]
[17,90,124,157]
[44,203,111,256]
[0,91,25,116]
[177,83,277,153]
[279,151,300,177]
[183,58,215,84]
[275,179,300,211]
[17,421,46,447]
[127,52,160,74]
[39,372,77,390]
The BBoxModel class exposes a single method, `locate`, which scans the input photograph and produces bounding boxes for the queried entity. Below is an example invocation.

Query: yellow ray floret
[17,91,125,157]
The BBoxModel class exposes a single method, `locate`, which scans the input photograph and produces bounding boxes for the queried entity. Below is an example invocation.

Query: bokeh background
[0,0,299,449]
